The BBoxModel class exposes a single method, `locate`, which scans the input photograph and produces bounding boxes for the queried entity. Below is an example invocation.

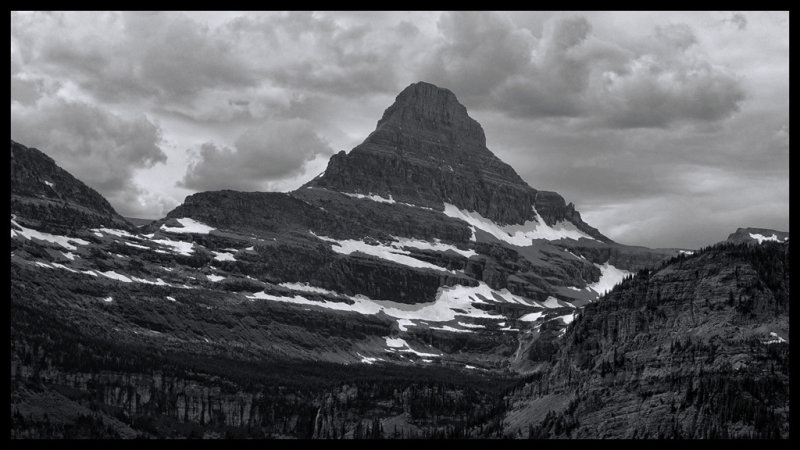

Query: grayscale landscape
[10,11,789,439]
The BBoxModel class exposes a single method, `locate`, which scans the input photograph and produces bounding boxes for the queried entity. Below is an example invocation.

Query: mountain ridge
[10,139,132,231]
[11,81,787,439]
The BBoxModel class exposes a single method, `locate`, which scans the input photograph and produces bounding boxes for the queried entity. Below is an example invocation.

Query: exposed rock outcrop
[10,140,132,231]
[304,82,608,241]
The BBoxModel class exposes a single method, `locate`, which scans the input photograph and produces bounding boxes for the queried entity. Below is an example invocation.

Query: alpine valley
[10,82,789,439]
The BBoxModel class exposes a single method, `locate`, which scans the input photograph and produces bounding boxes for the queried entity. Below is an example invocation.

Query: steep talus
[504,241,790,438]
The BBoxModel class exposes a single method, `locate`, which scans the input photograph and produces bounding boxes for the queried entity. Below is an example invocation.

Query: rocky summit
[305,82,606,238]
[9,82,789,439]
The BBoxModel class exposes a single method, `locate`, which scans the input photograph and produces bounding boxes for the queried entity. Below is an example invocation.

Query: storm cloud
[10,97,167,217]
[423,13,746,128]
[10,11,788,248]
[179,119,334,192]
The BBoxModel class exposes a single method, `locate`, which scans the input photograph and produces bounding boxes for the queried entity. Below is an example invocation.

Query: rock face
[505,240,790,439]
[305,82,607,241]
[10,139,131,231]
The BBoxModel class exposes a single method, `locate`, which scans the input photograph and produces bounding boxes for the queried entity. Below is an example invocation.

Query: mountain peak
[374,81,486,147]
[302,82,609,241]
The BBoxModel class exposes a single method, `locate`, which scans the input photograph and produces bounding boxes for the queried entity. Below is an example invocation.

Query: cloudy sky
[10,11,789,249]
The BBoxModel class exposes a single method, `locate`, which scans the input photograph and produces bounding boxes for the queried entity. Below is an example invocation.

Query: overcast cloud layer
[10,11,789,249]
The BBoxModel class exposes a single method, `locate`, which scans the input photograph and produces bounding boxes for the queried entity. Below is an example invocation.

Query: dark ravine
[9,81,789,439]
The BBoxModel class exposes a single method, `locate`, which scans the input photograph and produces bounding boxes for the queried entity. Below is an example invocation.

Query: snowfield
[442,203,595,246]
[11,218,90,251]
[248,281,543,333]
[587,262,631,296]
[99,271,133,283]
[312,233,458,273]
[161,218,216,234]
[750,233,785,244]
[151,238,195,256]
[519,311,544,322]
[212,251,237,261]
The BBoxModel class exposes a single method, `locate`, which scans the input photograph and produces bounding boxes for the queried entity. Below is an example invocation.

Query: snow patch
[558,313,576,325]
[442,203,595,246]
[11,218,90,251]
[50,263,78,273]
[765,332,786,344]
[678,250,694,255]
[397,319,416,332]
[100,271,133,283]
[151,238,194,256]
[391,236,477,258]
[429,325,473,333]
[255,281,537,328]
[587,262,631,297]
[166,296,176,302]
[312,233,456,273]
[131,276,170,286]
[125,242,150,250]
[457,321,485,329]
[750,233,784,244]
[385,337,406,348]
[212,251,236,261]
[96,228,136,239]
[44,180,54,188]
[539,296,562,309]
[279,282,333,295]
[384,337,440,357]
[356,353,384,365]
[343,192,396,204]
[61,252,77,260]
[519,311,544,322]
[206,274,225,282]
[102,297,113,303]
[161,218,215,234]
